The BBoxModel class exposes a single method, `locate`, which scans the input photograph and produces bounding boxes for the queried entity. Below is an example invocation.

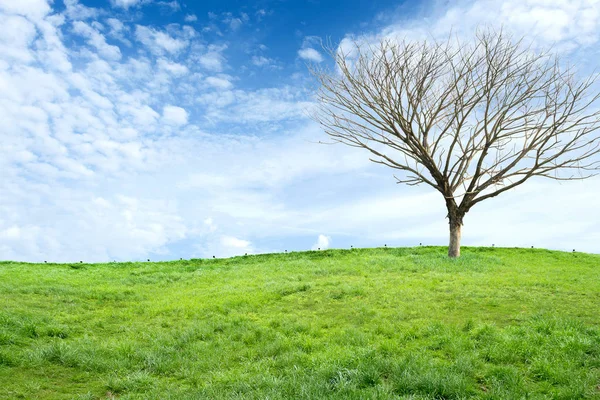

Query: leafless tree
[311,30,600,257]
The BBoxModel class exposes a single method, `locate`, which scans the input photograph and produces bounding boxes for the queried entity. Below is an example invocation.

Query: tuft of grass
[0,246,599,399]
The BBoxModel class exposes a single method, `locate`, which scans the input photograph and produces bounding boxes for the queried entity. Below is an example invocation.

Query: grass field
[0,246,599,399]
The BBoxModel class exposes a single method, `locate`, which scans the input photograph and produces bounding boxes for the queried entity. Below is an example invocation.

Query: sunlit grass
[0,246,599,399]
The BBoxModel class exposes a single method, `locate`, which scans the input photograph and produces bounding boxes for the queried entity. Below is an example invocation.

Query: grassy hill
[0,247,599,399]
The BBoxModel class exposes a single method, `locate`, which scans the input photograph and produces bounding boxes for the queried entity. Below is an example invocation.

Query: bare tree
[311,30,600,257]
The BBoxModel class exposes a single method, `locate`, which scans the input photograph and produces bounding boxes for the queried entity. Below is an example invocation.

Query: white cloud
[221,235,251,250]
[256,9,267,19]
[106,18,125,34]
[184,14,197,22]
[196,86,314,123]
[228,18,242,31]
[204,217,217,232]
[194,234,254,258]
[64,0,101,20]
[121,103,160,126]
[0,14,38,63]
[72,21,122,60]
[157,58,189,76]
[157,1,179,11]
[352,0,600,55]
[162,105,188,125]
[0,0,50,19]
[105,18,131,46]
[220,12,247,31]
[205,75,233,90]
[0,191,187,262]
[312,234,331,250]
[135,25,189,55]
[195,44,227,71]
[110,0,145,9]
[298,48,323,62]
[251,55,276,67]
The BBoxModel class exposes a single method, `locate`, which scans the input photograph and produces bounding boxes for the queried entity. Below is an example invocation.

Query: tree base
[448,223,462,258]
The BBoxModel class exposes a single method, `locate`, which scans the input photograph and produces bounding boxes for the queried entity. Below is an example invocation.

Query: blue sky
[1,0,599,262]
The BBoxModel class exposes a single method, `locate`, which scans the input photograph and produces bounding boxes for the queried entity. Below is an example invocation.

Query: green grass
[1,246,599,399]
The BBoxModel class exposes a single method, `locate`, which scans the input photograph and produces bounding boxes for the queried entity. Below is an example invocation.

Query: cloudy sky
[1,0,599,262]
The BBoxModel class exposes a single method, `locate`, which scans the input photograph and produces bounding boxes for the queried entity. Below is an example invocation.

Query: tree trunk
[448,220,462,258]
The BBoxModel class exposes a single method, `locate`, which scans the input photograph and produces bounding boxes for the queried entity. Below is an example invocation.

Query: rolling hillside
[1,247,599,399]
